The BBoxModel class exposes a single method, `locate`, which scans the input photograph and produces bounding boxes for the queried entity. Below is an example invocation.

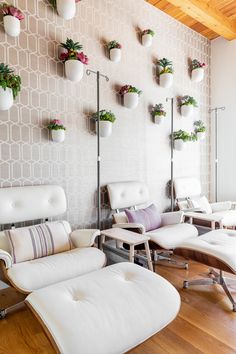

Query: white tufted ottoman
[176,229,236,311]
[26,262,180,354]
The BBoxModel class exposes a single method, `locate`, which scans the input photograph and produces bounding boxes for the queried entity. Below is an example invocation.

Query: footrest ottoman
[26,262,180,354]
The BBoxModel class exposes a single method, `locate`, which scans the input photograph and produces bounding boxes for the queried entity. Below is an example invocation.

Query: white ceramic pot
[109,48,121,63]
[3,15,20,37]
[57,0,76,19]
[181,104,193,117]
[174,139,186,151]
[154,115,164,124]
[159,73,173,88]
[123,92,139,109]
[142,34,153,47]
[191,67,204,83]
[97,121,113,138]
[65,60,84,82]
[0,87,14,110]
[51,129,65,142]
[197,131,205,141]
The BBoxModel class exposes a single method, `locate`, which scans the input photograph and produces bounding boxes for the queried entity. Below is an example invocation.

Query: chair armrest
[70,229,100,248]
[112,223,145,234]
[210,201,232,212]
[184,212,223,222]
[0,249,12,269]
[160,211,184,226]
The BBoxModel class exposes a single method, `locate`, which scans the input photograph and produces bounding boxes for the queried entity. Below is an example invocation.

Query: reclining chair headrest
[107,181,149,210]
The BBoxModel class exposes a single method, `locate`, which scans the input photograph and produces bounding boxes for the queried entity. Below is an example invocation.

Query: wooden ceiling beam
[164,0,236,40]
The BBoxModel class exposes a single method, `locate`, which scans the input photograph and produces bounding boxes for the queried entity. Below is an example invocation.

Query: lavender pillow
[125,204,162,232]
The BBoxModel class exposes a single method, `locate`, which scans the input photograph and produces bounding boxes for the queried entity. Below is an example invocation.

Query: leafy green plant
[172,130,191,142]
[107,40,122,50]
[142,29,155,37]
[47,119,66,130]
[157,58,173,75]
[0,63,21,99]
[59,38,88,64]
[179,95,198,107]
[93,110,116,123]
[60,38,82,52]
[190,59,206,71]
[194,120,206,133]
[119,85,142,96]
[152,103,166,117]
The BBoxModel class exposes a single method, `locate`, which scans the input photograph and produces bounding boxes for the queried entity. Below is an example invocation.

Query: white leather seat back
[107,181,149,210]
[174,177,202,199]
[0,185,67,224]
[0,231,10,253]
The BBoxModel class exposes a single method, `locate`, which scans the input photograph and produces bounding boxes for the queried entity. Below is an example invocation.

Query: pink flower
[76,52,89,65]
[60,52,69,61]
[53,119,63,125]
[9,6,24,20]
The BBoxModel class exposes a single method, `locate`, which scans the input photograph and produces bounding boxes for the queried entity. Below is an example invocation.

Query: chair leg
[0,301,25,319]
[183,269,236,312]
[154,250,188,269]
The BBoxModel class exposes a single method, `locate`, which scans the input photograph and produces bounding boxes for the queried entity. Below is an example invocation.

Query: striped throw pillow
[5,221,72,264]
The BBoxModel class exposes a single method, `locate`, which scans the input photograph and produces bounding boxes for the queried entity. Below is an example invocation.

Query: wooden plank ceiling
[146,0,236,40]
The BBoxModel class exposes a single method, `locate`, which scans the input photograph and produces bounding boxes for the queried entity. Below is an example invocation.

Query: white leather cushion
[0,231,10,253]
[5,221,72,264]
[113,211,128,224]
[146,223,198,249]
[177,229,236,271]
[213,210,236,227]
[174,177,201,199]
[189,196,212,214]
[7,247,106,292]
[26,262,180,354]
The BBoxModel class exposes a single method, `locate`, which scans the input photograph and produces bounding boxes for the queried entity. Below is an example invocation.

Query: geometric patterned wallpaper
[0,0,211,229]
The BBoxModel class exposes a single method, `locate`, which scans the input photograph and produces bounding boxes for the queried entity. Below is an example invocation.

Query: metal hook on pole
[209,106,226,202]
[166,97,174,211]
[86,69,110,239]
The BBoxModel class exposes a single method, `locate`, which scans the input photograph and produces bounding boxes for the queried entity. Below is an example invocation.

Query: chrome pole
[86,69,109,239]
[209,106,225,202]
[166,97,174,211]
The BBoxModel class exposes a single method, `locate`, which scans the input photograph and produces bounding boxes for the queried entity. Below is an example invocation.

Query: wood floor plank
[0,259,236,354]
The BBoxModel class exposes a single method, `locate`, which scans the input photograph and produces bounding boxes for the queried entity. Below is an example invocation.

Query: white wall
[211,38,236,201]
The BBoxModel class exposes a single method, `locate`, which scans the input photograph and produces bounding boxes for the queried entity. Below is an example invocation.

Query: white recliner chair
[107,181,198,268]
[0,185,105,318]
[174,177,236,230]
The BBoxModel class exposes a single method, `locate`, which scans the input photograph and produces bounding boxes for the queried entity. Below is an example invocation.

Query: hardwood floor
[0,260,236,354]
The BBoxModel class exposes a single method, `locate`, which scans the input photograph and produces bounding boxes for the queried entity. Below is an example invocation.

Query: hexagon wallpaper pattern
[0,0,211,230]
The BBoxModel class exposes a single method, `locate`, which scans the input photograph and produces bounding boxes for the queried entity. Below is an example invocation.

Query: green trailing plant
[47,119,66,130]
[179,95,198,107]
[157,58,173,75]
[93,110,116,123]
[172,130,192,142]
[194,120,206,133]
[107,40,122,50]
[0,63,21,99]
[152,103,166,117]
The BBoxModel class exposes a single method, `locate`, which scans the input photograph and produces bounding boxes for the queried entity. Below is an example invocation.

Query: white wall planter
[123,92,139,109]
[97,121,113,138]
[109,48,121,63]
[197,131,205,141]
[142,34,153,47]
[56,0,76,20]
[51,130,65,142]
[159,73,173,88]
[191,68,204,83]
[154,115,164,124]
[3,15,20,37]
[65,60,84,82]
[174,139,186,151]
[0,87,14,110]
[181,104,193,117]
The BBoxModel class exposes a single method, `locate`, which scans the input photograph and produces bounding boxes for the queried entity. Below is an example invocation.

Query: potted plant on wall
[141,29,155,47]
[47,119,66,142]
[93,110,116,138]
[157,58,174,88]
[119,85,142,109]
[190,59,206,82]
[0,63,21,110]
[0,3,24,37]
[49,0,81,20]
[194,120,206,140]
[152,103,166,124]
[107,40,122,63]
[172,130,192,151]
[59,38,88,82]
[179,95,198,117]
